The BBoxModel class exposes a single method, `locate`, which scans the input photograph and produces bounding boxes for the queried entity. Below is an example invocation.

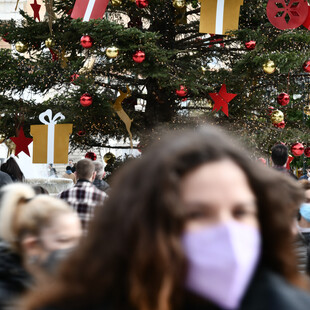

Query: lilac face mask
[182,221,261,310]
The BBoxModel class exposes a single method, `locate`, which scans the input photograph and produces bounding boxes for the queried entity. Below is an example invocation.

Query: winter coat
[39,268,310,310]
[0,241,31,309]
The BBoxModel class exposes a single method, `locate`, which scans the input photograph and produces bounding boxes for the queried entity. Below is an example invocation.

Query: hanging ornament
[291,142,304,157]
[303,60,310,72]
[30,0,41,21]
[176,85,188,97]
[245,40,256,50]
[80,35,93,49]
[111,0,122,6]
[85,151,97,161]
[106,46,119,58]
[15,42,28,53]
[70,73,80,84]
[199,0,244,35]
[267,106,275,115]
[266,0,308,30]
[80,93,93,107]
[304,105,310,116]
[45,38,55,48]
[277,93,290,106]
[286,155,294,170]
[271,110,284,124]
[273,120,286,129]
[173,0,186,9]
[10,127,33,157]
[2,33,10,43]
[209,84,237,117]
[304,147,310,157]
[77,130,86,136]
[133,50,145,63]
[136,0,148,8]
[104,152,116,164]
[263,60,276,74]
[71,0,109,21]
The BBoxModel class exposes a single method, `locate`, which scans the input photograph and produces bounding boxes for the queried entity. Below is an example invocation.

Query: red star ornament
[209,84,237,117]
[10,127,33,157]
[30,0,41,21]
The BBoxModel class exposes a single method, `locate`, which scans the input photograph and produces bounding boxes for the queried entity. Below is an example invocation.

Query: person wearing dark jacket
[21,128,310,310]
[93,162,110,193]
[0,240,31,309]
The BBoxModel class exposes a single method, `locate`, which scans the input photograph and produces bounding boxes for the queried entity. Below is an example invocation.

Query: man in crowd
[271,144,297,179]
[93,162,110,193]
[59,159,107,233]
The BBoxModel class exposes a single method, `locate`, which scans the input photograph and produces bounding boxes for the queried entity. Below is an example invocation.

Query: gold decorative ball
[104,152,116,164]
[173,0,186,9]
[15,41,28,53]
[304,105,310,116]
[263,60,276,74]
[106,46,119,58]
[271,110,284,124]
[111,0,122,6]
[45,38,55,48]
[201,66,207,73]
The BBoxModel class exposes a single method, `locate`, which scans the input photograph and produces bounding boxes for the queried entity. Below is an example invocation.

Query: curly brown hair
[22,127,306,310]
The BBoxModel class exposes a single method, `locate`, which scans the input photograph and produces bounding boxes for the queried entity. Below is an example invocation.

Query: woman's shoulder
[242,268,310,310]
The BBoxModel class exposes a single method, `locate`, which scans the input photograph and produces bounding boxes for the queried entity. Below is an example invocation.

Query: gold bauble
[271,110,284,124]
[201,66,207,73]
[45,38,55,48]
[173,0,186,9]
[263,60,276,74]
[106,46,119,58]
[111,0,122,6]
[15,41,28,53]
[104,152,116,164]
[304,105,310,116]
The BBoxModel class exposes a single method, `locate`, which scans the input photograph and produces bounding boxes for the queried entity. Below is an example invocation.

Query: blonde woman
[0,183,82,309]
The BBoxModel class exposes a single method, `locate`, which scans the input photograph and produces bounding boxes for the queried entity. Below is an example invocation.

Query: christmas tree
[1,0,310,166]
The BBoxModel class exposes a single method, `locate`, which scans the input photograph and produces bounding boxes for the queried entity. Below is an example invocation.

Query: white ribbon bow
[39,109,65,164]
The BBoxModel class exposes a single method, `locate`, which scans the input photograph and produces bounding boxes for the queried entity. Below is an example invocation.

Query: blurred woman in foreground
[23,127,310,310]
[0,184,82,309]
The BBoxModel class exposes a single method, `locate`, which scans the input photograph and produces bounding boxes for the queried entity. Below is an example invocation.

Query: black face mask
[41,247,75,274]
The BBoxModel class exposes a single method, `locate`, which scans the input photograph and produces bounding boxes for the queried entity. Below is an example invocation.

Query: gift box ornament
[199,0,244,35]
[30,109,73,164]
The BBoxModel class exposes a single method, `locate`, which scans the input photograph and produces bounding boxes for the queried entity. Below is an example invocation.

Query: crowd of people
[0,127,310,310]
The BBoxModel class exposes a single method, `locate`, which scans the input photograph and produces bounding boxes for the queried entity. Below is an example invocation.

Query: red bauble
[2,33,10,43]
[267,106,275,115]
[245,40,256,50]
[77,130,86,136]
[303,60,310,72]
[176,85,188,97]
[85,152,97,161]
[80,35,93,49]
[70,73,80,84]
[291,142,304,156]
[304,147,310,157]
[277,93,290,106]
[80,93,93,107]
[133,50,145,63]
[273,120,286,129]
[136,0,148,8]
[266,0,308,30]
